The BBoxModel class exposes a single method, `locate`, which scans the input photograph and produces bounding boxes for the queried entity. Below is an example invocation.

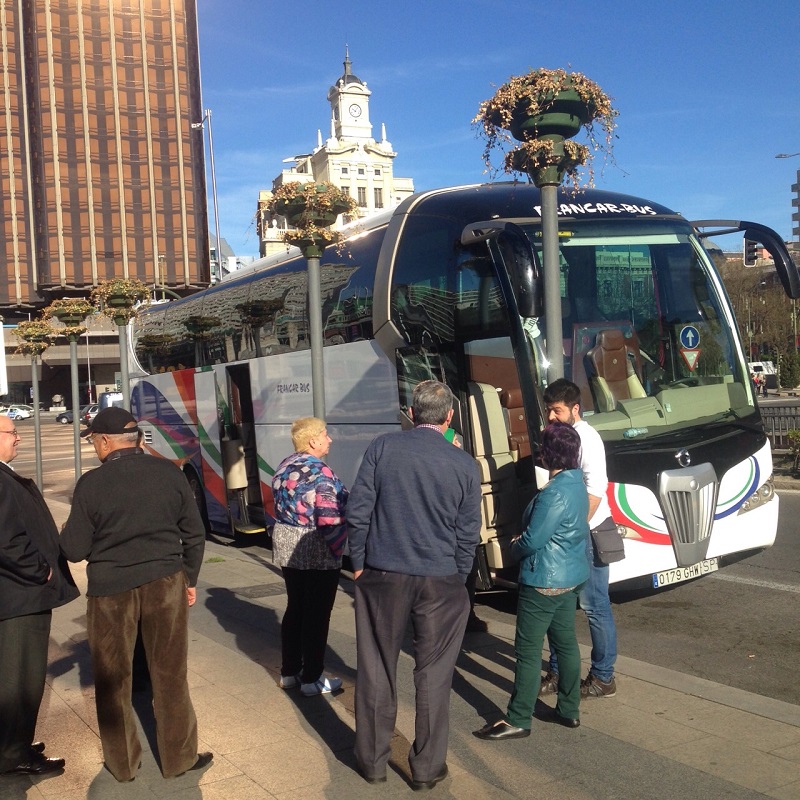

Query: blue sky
[197,0,800,257]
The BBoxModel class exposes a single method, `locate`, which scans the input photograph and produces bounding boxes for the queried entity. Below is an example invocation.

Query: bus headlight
[737,478,775,515]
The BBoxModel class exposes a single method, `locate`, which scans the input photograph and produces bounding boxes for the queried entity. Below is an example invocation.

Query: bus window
[133,224,387,375]
[454,247,508,337]
[390,214,459,346]
[518,219,752,436]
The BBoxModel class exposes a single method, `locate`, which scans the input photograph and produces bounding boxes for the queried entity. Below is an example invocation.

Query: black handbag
[590,520,625,565]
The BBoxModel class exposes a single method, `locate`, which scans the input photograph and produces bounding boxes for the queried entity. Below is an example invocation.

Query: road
[479,487,800,707]
[608,497,800,706]
[16,417,800,707]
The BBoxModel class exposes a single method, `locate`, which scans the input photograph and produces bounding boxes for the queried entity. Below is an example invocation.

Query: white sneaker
[279,674,301,689]
[300,675,342,696]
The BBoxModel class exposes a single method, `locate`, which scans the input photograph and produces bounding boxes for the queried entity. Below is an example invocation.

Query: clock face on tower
[348,103,362,119]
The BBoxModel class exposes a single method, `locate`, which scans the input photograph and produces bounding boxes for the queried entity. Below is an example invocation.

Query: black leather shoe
[539,708,580,728]
[188,752,214,772]
[30,742,45,754]
[4,754,65,775]
[360,772,387,784]
[473,720,531,741]
[465,613,489,633]
[411,763,448,791]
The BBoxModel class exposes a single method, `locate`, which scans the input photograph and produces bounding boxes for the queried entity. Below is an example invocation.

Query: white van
[748,361,777,389]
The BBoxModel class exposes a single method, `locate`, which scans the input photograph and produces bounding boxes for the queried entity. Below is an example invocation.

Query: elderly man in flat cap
[61,407,211,782]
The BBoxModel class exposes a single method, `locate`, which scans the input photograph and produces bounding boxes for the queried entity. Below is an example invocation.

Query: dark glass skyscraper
[0,0,209,319]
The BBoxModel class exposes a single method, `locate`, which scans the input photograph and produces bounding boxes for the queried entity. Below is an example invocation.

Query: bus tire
[184,468,210,532]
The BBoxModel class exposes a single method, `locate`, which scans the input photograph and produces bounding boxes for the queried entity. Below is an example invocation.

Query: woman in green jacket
[474,421,590,740]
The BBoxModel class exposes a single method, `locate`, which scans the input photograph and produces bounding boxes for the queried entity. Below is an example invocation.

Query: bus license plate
[652,557,719,588]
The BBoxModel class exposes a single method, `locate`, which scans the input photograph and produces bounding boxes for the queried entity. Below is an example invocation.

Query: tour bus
[129,182,800,590]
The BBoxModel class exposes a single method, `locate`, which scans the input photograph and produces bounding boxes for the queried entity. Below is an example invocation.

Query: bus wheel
[185,469,210,532]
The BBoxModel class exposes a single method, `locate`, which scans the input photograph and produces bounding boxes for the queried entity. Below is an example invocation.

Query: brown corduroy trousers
[86,571,198,781]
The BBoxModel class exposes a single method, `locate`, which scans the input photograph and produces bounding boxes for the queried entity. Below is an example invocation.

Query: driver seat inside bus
[586,328,647,412]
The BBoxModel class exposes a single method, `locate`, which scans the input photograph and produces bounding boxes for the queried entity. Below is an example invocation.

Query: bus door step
[234,523,266,535]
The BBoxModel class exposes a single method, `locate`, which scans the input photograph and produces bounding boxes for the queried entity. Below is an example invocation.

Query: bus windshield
[518,218,754,441]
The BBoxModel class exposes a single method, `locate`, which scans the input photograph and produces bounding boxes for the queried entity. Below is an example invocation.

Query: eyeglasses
[0,429,19,438]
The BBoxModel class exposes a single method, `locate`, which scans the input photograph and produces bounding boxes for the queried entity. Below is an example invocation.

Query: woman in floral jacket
[271,417,348,696]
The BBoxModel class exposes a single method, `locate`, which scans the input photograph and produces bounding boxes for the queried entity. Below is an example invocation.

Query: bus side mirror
[743,224,800,299]
[497,225,543,318]
[693,219,800,299]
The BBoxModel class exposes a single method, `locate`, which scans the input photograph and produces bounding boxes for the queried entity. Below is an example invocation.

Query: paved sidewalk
[3,498,800,799]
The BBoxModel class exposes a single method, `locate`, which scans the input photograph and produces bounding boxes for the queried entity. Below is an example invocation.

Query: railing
[760,404,800,449]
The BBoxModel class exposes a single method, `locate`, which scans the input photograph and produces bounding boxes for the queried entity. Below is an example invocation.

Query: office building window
[357,187,367,207]
[374,188,383,208]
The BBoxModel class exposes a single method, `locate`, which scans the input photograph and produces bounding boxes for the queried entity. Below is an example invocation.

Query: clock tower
[327,48,372,140]
[258,50,415,257]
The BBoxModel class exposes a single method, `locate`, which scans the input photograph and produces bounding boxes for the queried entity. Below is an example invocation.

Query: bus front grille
[657,462,718,567]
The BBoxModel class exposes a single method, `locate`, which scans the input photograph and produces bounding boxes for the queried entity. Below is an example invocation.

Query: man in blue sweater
[348,380,481,791]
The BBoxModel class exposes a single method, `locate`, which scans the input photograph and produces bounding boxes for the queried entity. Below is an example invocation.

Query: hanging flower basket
[508,88,593,141]
[42,298,93,339]
[44,297,94,327]
[270,182,356,226]
[266,181,358,253]
[474,68,618,189]
[91,278,151,323]
[14,319,55,356]
[505,139,590,187]
[280,202,340,229]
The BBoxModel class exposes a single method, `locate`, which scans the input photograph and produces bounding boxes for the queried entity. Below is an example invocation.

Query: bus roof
[151,182,682,313]
[396,181,680,222]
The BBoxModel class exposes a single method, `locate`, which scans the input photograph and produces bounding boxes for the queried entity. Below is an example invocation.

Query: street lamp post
[47,301,92,481]
[192,109,222,285]
[13,321,52,490]
[30,354,42,488]
[116,316,131,410]
[68,333,81,479]
[85,328,92,403]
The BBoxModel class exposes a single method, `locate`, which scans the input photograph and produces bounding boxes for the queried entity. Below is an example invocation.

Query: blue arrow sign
[679,325,700,349]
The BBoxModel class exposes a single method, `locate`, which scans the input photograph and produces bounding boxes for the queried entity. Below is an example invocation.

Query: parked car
[79,404,99,425]
[56,405,91,425]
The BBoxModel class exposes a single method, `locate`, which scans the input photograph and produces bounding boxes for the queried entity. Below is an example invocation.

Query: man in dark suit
[0,418,78,776]
[347,380,481,790]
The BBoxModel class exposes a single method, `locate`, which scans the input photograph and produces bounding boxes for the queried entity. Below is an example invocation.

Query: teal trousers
[506,585,581,728]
